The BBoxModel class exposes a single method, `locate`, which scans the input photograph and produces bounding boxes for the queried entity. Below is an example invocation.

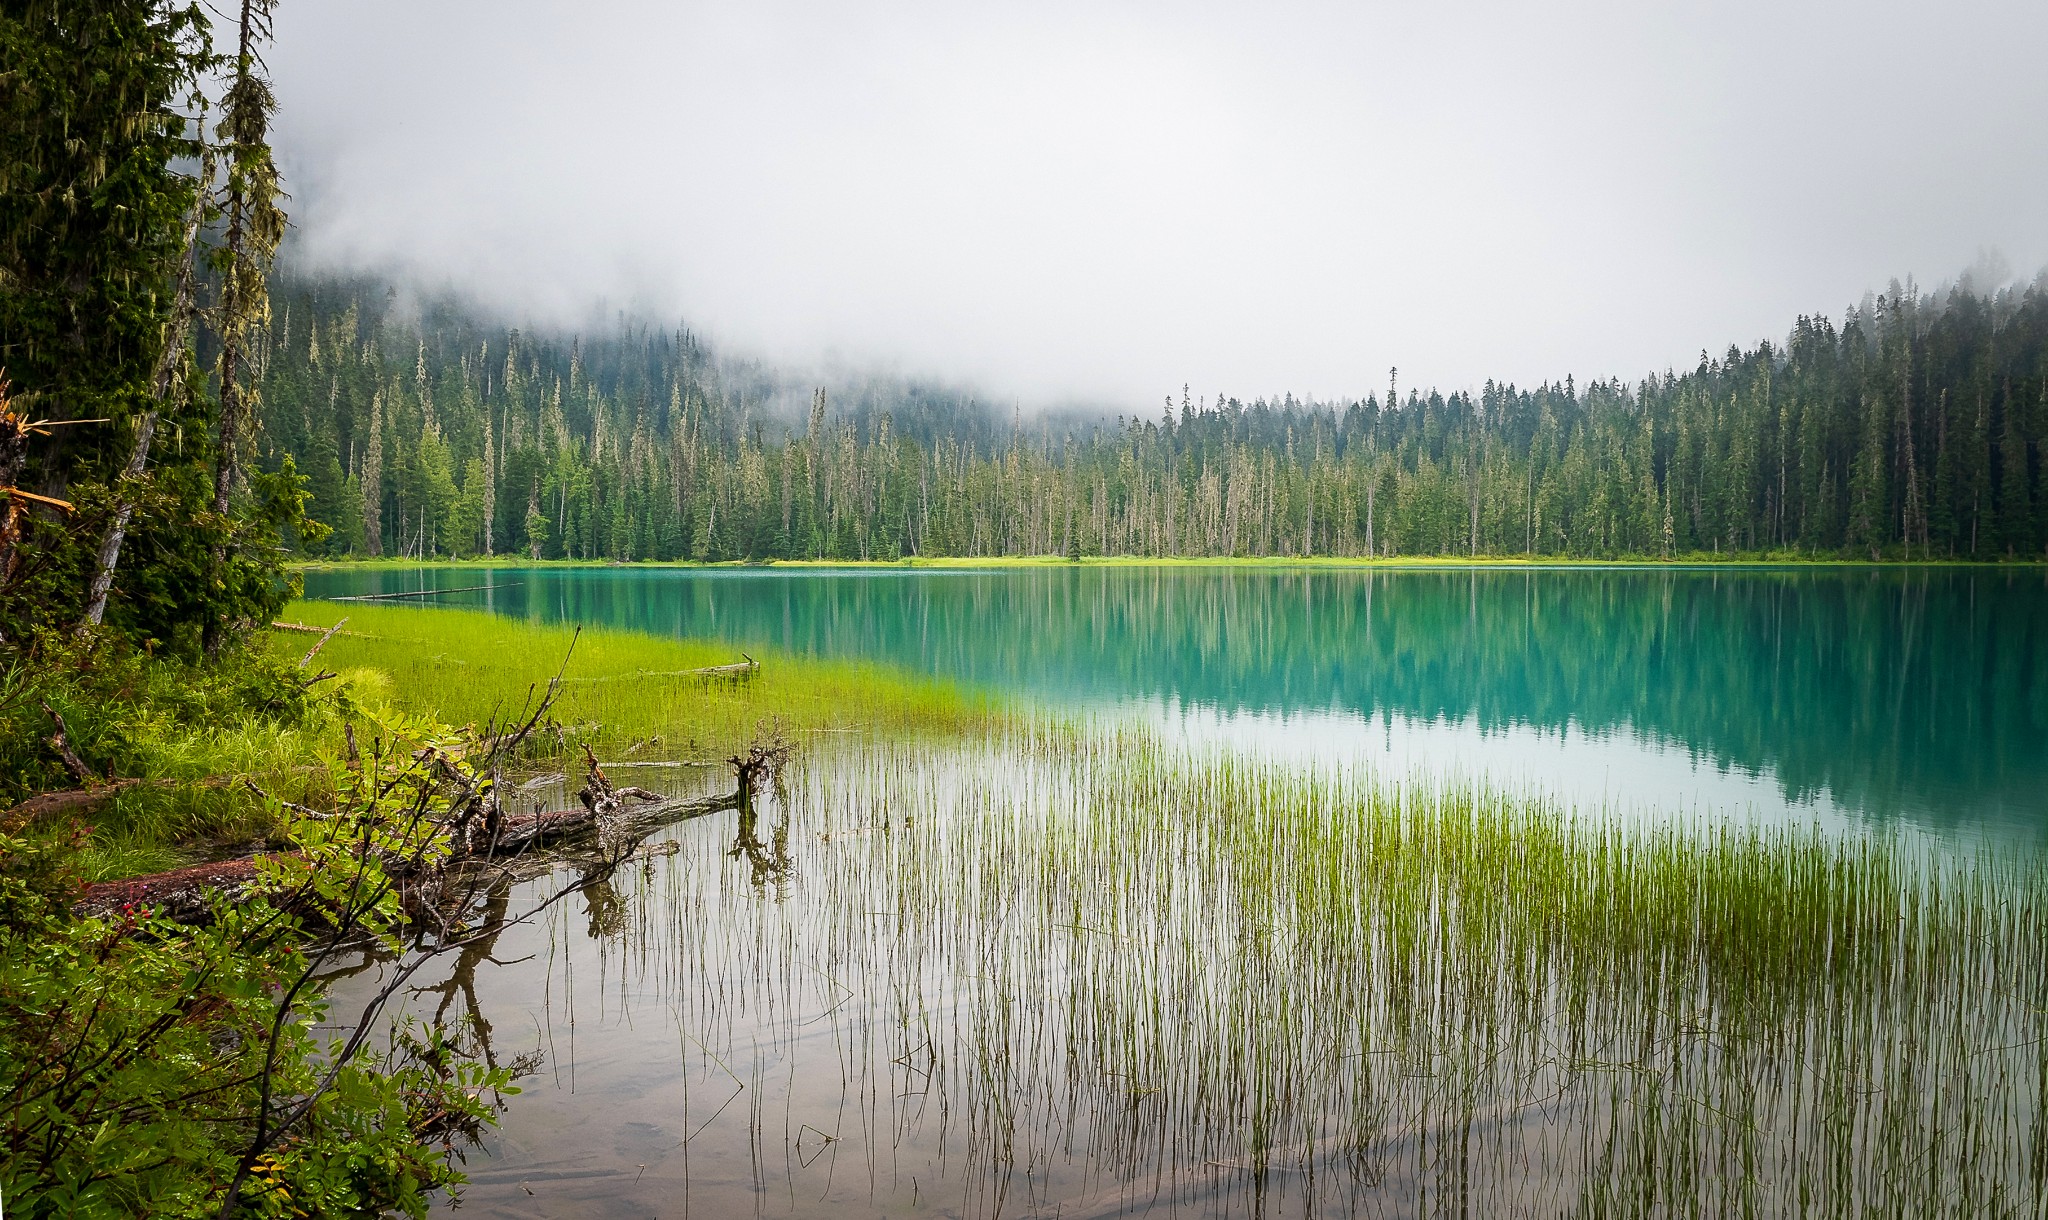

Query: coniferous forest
[257,271,2048,564]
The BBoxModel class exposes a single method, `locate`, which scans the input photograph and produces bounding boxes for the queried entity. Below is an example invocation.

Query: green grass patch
[269,600,998,763]
[1,638,334,880]
[4,606,991,883]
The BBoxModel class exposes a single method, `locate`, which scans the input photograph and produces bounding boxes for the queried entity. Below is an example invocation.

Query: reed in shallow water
[559,725,2045,1217]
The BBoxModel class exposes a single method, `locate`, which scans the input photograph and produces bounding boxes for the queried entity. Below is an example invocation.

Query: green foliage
[0,1,219,642]
[0,1,316,657]
[0,1,211,430]
[0,699,528,1217]
[0,631,313,807]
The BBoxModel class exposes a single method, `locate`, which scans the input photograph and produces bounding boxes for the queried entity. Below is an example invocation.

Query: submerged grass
[268,600,998,762]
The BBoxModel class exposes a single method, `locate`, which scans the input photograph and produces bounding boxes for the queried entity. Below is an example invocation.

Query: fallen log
[488,746,732,853]
[4,778,156,829]
[487,789,737,854]
[660,654,757,681]
[270,620,368,636]
[68,729,768,925]
[329,582,519,602]
[73,786,741,922]
[2,772,282,831]
[77,854,285,922]
[559,655,759,684]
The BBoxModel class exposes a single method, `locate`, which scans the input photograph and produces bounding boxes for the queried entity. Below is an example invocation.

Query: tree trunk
[82,175,209,629]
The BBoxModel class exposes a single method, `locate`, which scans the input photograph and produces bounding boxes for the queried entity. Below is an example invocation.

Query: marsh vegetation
[332,721,2048,1217]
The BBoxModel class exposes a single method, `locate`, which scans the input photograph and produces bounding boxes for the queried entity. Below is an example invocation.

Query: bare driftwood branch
[329,582,519,602]
[296,616,348,667]
[242,778,332,820]
[728,722,795,796]
[270,619,367,636]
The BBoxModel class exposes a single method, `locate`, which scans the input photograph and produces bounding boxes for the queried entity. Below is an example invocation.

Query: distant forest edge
[255,270,2048,563]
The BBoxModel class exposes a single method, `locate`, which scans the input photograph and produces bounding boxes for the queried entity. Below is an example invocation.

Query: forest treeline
[256,271,2048,563]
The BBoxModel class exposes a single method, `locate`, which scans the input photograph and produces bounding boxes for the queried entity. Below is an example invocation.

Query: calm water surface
[305,564,2048,839]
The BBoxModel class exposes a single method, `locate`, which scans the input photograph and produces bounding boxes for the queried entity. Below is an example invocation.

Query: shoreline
[291,553,2048,573]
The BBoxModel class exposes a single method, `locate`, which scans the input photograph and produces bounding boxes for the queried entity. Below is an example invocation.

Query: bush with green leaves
[0,699,538,1218]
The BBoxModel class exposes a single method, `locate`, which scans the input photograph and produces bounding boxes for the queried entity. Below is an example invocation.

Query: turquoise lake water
[303,563,2048,839]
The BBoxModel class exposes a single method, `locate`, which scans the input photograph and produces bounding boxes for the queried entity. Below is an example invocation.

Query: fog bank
[270,0,2048,406]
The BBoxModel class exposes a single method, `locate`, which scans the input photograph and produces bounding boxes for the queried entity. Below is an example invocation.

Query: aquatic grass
[471,724,2048,1216]
[267,600,1001,761]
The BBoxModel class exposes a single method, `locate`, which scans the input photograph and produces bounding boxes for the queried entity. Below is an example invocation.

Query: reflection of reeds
[562,725,2046,1217]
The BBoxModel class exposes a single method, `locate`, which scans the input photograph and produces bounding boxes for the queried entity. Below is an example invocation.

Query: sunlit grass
[269,600,1000,762]
[32,603,994,882]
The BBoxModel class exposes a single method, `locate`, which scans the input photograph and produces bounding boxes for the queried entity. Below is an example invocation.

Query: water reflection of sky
[1097,698,2044,849]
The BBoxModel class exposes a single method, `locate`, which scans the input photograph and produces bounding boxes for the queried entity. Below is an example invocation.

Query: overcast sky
[268,0,2048,408]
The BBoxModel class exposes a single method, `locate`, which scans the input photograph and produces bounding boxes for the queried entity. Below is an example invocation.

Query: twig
[241,778,335,821]
[40,701,94,785]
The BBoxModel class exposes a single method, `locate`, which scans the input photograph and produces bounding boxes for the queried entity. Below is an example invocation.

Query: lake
[307,564,2048,1218]
[303,563,2048,840]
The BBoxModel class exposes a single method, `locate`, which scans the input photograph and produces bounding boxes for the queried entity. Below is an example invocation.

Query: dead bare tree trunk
[82,160,212,630]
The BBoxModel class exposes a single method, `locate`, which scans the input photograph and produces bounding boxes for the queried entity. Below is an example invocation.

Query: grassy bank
[4,607,990,882]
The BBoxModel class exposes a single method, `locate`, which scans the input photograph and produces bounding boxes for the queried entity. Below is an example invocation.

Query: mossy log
[76,854,282,922]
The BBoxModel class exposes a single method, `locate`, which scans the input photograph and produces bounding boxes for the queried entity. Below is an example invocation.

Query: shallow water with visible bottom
[306,565,2048,1216]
